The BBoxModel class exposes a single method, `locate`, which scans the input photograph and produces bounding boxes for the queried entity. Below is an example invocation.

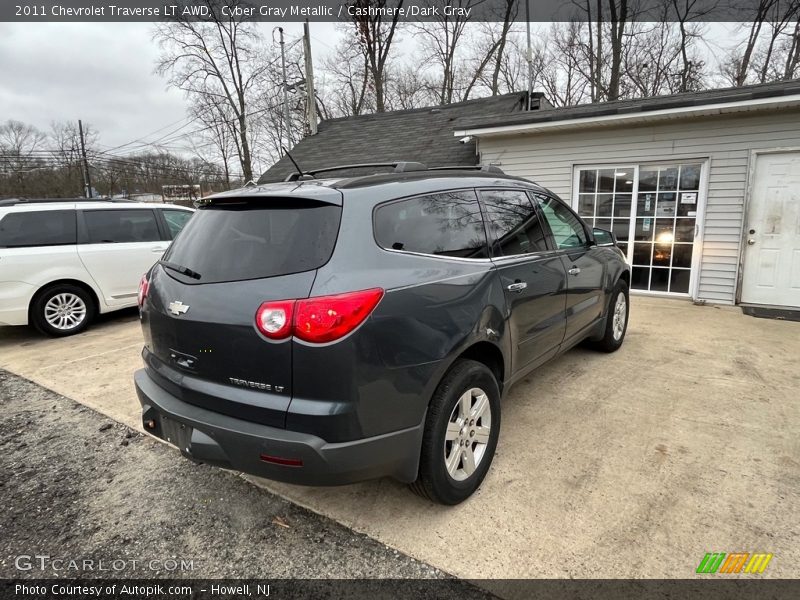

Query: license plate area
[160,415,192,453]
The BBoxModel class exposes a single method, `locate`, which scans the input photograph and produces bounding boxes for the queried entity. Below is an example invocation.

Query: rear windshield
[163,199,341,284]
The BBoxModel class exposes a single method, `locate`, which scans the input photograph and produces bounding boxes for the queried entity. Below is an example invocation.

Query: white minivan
[0,199,194,336]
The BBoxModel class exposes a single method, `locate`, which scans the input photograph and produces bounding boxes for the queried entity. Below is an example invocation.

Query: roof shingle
[258,92,536,183]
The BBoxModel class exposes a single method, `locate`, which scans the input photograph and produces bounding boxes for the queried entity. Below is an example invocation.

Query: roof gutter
[454,93,800,138]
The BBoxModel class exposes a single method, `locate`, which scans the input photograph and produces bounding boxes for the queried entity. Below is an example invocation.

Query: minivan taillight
[254,288,384,344]
[137,274,149,308]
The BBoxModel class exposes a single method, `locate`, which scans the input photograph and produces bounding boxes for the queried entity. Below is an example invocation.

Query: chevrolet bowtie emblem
[168,301,190,316]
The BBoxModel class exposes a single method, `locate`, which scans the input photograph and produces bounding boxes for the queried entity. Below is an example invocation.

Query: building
[259,92,547,182]
[260,79,800,311]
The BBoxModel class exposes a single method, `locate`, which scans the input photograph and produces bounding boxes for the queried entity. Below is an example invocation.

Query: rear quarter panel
[289,184,509,441]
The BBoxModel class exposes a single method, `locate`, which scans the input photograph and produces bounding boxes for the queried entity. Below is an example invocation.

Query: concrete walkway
[1,297,798,579]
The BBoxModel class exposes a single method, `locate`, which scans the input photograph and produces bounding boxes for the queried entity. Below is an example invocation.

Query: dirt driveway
[1,297,798,579]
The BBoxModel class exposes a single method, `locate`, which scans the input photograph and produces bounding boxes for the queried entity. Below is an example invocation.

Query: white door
[741,152,800,308]
[77,209,169,307]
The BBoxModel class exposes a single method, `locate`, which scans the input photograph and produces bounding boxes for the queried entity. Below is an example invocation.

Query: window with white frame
[575,163,703,294]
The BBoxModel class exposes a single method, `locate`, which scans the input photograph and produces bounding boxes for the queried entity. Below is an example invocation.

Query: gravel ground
[0,368,488,594]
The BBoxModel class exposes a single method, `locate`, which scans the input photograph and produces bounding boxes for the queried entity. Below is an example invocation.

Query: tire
[31,284,95,337]
[410,359,501,505]
[589,279,629,353]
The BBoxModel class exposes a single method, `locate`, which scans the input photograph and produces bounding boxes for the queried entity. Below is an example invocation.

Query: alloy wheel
[443,387,492,481]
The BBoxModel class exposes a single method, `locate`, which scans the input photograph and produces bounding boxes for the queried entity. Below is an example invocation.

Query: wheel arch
[29,279,101,320]
[455,341,506,395]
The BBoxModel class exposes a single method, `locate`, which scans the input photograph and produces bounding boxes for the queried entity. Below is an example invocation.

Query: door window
[576,163,702,294]
[480,189,548,256]
[535,195,588,249]
[374,190,488,259]
[0,210,76,248]
[162,209,193,239]
[83,210,161,244]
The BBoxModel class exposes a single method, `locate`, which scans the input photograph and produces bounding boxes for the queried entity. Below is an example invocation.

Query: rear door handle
[568,267,581,276]
[152,246,168,253]
[507,282,527,292]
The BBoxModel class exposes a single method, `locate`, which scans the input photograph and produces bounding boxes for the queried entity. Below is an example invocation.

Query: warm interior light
[656,232,674,243]
[615,171,627,177]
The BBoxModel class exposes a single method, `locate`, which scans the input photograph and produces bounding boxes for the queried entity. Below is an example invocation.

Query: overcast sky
[0,22,341,150]
[0,21,736,153]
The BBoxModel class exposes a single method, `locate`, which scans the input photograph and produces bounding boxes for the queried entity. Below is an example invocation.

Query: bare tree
[153,0,272,181]
[386,65,436,109]
[322,29,374,116]
[722,0,779,86]
[348,0,405,112]
[541,22,591,107]
[413,0,483,105]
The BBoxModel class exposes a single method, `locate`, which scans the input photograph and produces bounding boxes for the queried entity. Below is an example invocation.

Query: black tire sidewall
[603,281,629,350]
[32,285,94,337]
[419,360,501,504]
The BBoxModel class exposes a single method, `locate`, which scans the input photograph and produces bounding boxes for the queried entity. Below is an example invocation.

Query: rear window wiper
[158,260,201,280]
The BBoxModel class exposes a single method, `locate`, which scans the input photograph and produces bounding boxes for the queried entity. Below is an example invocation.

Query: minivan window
[163,199,342,283]
[84,209,161,244]
[374,191,488,259]
[0,210,76,248]
[162,208,192,239]
[480,190,549,256]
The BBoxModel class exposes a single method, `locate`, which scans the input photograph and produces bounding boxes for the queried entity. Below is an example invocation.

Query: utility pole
[278,27,292,149]
[303,19,318,135]
[525,0,533,111]
[78,119,92,198]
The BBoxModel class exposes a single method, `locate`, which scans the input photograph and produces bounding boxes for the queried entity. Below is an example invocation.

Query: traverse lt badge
[168,301,190,316]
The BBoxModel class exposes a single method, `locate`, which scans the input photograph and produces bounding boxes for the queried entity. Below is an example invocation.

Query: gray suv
[134,164,630,504]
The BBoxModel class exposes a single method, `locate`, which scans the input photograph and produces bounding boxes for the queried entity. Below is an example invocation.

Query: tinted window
[0,210,76,248]
[535,195,588,250]
[374,191,488,259]
[164,200,341,283]
[84,209,161,244]
[162,209,193,239]
[480,190,549,256]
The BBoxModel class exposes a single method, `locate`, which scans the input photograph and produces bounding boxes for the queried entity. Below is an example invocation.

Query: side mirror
[593,227,617,247]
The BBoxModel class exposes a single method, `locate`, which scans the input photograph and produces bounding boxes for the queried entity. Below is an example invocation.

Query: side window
[480,189,549,256]
[374,190,488,259]
[535,195,588,250]
[0,210,76,248]
[83,209,160,244]
[162,209,193,239]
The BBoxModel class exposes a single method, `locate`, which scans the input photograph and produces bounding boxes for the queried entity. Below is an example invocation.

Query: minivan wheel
[589,279,629,353]
[31,284,94,337]
[411,359,501,505]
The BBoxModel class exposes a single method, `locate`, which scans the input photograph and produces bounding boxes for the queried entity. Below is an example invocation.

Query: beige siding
[477,109,800,304]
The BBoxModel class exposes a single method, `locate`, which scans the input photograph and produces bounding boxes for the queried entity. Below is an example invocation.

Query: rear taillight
[254,288,383,344]
[255,300,294,339]
[137,274,149,308]
[295,288,384,343]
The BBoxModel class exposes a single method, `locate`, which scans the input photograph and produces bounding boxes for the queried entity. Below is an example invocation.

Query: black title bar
[1,0,791,23]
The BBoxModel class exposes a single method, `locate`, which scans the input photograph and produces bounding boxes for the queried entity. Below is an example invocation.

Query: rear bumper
[134,369,423,485]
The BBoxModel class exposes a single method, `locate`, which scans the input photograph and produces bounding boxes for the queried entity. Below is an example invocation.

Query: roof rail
[0,197,135,207]
[284,161,428,182]
[428,164,506,174]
